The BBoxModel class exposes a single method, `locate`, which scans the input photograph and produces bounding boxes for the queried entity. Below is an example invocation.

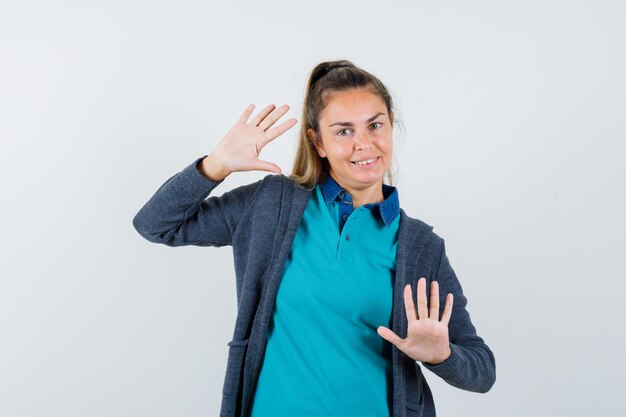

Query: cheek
[328,143,353,160]
[375,136,393,153]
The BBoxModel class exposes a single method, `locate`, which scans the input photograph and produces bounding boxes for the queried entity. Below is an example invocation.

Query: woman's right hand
[199,103,298,181]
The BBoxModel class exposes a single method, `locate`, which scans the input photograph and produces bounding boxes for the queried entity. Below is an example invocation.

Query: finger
[248,159,282,174]
[404,284,417,322]
[238,104,255,124]
[441,293,454,326]
[429,280,440,319]
[266,117,298,141]
[250,104,276,127]
[258,104,290,131]
[416,277,429,319]
[376,326,405,348]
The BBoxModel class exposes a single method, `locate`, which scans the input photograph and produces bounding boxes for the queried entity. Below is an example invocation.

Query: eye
[370,122,382,129]
[337,128,352,136]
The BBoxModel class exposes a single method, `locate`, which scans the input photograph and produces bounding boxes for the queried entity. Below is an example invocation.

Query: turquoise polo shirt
[249,175,401,417]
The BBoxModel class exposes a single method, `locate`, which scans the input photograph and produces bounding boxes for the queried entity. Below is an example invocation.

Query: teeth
[354,158,376,165]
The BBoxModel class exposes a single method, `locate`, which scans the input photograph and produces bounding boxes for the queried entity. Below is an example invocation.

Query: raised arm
[132,103,298,247]
[133,156,260,247]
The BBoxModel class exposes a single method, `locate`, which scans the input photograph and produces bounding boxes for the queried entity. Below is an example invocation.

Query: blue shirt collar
[319,174,400,227]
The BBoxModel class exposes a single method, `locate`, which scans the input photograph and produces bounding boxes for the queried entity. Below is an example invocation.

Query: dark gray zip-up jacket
[133,156,496,417]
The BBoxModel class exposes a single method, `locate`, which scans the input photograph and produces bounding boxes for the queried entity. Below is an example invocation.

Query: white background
[1,0,625,416]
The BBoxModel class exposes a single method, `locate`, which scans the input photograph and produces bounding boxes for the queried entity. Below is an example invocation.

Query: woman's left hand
[377,277,454,365]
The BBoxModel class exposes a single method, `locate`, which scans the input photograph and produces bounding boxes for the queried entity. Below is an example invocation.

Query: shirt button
[346,234,351,241]
[338,192,345,198]
[342,214,349,221]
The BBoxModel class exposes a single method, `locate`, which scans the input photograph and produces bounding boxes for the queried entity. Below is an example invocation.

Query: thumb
[249,160,282,174]
[377,326,404,348]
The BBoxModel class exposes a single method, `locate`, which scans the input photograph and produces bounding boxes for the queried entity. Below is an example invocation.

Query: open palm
[377,278,454,365]
[207,103,297,178]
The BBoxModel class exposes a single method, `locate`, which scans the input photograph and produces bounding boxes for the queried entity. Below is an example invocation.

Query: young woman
[133,60,496,417]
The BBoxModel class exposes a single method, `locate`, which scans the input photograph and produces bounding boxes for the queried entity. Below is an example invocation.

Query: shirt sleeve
[132,155,265,247]
[421,238,497,393]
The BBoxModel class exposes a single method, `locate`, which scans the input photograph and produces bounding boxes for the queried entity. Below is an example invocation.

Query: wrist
[426,345,452,366]
[199,154,230,181]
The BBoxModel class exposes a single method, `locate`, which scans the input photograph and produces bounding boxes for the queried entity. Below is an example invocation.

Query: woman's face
[308,87,394,195]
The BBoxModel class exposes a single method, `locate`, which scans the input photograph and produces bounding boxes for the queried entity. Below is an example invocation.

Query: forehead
[320,88,387,121]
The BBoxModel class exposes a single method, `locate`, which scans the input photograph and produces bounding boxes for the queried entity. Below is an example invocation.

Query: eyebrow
[328,112,386,127]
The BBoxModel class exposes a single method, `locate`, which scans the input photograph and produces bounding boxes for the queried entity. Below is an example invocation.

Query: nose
[354,130,373,150]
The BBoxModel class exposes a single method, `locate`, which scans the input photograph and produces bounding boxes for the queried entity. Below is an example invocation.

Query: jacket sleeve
[422,238,497,393]
[132,155,265,247]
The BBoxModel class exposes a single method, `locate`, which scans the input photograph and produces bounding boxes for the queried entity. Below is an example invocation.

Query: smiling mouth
[351,156,380,166]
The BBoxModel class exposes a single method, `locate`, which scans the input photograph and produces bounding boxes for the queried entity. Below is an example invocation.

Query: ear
[307,128,327,158]
[389,111,394,125]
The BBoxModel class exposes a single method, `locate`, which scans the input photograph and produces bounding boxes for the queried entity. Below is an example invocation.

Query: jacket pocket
[223,339,249,398]
[220,338,250,417]
[405,361,425,416]
[406,398,424,416]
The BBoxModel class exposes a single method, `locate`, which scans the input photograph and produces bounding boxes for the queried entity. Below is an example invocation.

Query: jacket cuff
[422,343,465,378]
[176,155,224,199]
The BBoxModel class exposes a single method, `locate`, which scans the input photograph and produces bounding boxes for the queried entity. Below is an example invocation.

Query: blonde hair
[289,60,396,189]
